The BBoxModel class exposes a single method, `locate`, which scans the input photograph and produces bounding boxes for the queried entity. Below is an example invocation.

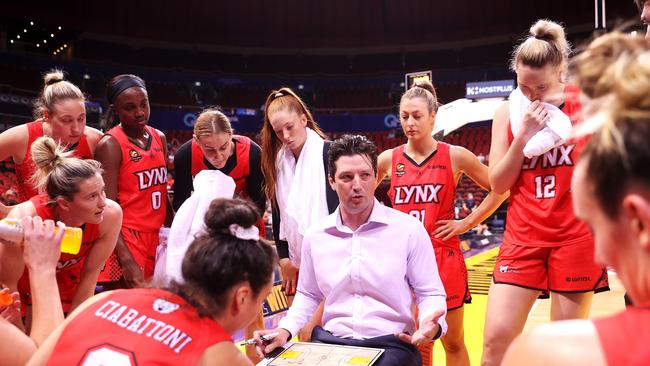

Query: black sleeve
[172,141,194,211]
[272,202,290,259]
[245,141,267,213]
[323,141,340,214]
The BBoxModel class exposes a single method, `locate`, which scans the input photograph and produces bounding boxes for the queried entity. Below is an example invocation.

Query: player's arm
[376,148,393,186]
[84,126,104,156]
[95,136,141,287]
[0,216,65,365]
[0,124,28,163]
[23,217,66,347]
[489,102,524,194]
[198,342,253,366]
[26,291,112,366]
[68,200,122,312]
[0,202,37,296]
[0,126,27,219]
[435,146,509,240]
[489,101,548,193]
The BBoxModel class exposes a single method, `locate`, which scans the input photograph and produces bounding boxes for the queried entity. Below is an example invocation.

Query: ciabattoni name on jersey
[93,299,192,354]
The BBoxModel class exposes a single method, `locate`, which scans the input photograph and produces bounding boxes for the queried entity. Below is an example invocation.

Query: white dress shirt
[278,199,448,340]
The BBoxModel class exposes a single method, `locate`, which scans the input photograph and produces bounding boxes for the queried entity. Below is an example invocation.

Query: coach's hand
[279,258,298,296]
[395,309,445,346]
[121,259,144,288]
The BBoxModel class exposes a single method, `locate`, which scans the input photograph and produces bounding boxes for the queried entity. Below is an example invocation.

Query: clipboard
[266,342,384,366]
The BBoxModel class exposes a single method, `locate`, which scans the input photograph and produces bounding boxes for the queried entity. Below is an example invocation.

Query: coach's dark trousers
[310,326,422,366]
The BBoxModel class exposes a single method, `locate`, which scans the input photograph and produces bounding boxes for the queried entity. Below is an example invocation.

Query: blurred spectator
[454,193,463,219]
[465,192,476,212]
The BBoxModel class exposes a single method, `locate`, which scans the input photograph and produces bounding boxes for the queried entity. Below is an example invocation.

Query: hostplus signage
[465,80,515,99]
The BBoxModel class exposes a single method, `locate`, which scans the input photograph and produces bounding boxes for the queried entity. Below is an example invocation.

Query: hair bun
[203,198,260,238]
[412,80,437,97]
[530,19,564,43]
[43,70,65,87]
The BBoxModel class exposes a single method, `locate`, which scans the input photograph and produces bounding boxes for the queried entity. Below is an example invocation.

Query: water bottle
[0,218,83,255]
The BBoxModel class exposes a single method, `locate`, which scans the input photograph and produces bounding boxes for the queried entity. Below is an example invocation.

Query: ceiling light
[10,40,14,43]
[16,35,20,39]
[50,33,54,38]
[58,26,62,30]
[43,40,47,44]
[30,21,34,26]
[36,43,40,47]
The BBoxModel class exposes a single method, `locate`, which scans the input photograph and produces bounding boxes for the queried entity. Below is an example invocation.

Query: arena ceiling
[2,0,639,55]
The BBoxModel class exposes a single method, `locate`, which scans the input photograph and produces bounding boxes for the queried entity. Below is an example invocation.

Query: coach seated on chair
[254,135,447,366]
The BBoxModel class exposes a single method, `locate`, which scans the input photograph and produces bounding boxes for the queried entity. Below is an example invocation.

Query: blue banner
[149,109,399,133]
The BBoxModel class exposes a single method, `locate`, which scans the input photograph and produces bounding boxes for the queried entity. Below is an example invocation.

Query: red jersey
[594,307,650,366]
[17,194,100,311]
[107,125,167,232]
[191,135,251,197]
[46,288,232,365]
[14,121,93,202]
[504,85,591,247]
[388,143,459,249]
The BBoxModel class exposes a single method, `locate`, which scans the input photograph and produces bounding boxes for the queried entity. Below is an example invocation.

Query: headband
[107,77,146,104]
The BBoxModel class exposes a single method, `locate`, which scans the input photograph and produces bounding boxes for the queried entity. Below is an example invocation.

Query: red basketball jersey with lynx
[505,84,591,247]
[107,125,167,232]
[388,142,459,249]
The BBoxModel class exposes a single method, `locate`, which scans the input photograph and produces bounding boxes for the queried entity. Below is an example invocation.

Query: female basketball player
[260,87,338,295]
[482,20,607,366]
[0,136,121,315]
[1,216,67,366]
[0,70,102,205]
[172,108,266,362]
[28,198,277,366]
[503,31,650,366]
[172,108,265,213]
[260,87,337,341]
[377,81,507,366]
[94,74,173,288]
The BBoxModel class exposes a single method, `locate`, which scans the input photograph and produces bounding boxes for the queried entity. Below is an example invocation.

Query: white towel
[275,128,329,267]
[509,87,573,158]
[156,170,236,284]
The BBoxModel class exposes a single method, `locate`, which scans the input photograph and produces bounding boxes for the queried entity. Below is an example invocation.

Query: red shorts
[435,246,471,311]
[493,240,609,293]
[98,227,159,283]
